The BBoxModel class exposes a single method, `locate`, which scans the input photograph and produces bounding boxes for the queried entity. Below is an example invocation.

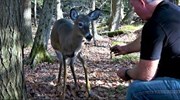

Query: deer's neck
[71,26,83,43]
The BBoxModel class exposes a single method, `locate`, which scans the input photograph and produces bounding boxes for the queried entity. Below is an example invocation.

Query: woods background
[0,0,179,99]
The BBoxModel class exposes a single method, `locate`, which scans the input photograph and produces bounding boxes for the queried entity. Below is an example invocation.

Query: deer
[51,8,101,99]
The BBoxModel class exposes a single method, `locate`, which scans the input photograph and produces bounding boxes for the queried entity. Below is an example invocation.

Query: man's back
[140,1,180,79]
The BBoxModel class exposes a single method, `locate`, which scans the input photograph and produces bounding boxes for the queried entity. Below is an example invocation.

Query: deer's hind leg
[55,51,67,100]
[55,51,63,84]
[69,57,78,87]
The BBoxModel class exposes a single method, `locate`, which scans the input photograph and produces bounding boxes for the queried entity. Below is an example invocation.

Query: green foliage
[122,0,131,14]
[112,53,139,63]
[29,43,53,68]
[96,0,111,15]
[121,54,139,62]
[101,25,142,37]
[107,85,127,97]
[108,88,116,96]
[119,25,142,34]
[31,0,44,6]
[37,0,44,6]
[116,85,126,93]
[107,30,124,37]
[111,41,124,46]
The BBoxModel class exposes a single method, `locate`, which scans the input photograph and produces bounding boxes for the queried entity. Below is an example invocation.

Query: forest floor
[24,28,140,100]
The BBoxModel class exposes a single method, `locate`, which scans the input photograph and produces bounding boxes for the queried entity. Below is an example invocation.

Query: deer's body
[51,8,100,99]
[51,19,82,57]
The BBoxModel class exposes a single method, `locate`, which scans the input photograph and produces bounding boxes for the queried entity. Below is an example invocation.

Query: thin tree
[29,0,56,67]
[33,0,38,26]
[91,0,100,45]
[56,0,63,20]
[21,0,33,57]
[109,0,122,31]
[121,0,134,24]
[0,0,26,99]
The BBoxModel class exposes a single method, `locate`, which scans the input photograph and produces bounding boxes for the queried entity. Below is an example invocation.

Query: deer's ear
[88,8,101,20]
[70,8,78,20]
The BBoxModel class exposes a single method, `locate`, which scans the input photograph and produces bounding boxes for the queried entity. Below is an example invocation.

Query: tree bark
[91,0,101,46]
[29,0,55,67]
[56,0,63,20]
[121,0,134,24]
[109,0,121,31]
[121,8,134,24]
[33,0,38,26]
[21,0,33,48]
[0,0,26,99]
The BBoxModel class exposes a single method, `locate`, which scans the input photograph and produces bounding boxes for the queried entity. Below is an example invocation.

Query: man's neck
[146,0,163,19]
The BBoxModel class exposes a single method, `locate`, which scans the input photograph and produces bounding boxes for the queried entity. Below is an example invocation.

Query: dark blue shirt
[140,1,180,79]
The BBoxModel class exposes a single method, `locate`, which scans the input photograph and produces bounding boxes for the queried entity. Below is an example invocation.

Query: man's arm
[125,34,141,53]
[110,33,141,56]
[117,59,159,81]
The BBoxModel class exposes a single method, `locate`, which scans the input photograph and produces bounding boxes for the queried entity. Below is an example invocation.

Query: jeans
[126,77,180,100]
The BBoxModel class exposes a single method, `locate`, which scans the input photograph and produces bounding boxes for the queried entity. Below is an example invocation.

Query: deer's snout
[85,33,92,41]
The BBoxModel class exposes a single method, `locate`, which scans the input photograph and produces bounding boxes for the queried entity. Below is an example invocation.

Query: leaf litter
[25,33,138,100]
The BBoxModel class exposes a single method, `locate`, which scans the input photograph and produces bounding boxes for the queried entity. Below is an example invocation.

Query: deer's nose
[85,33,92,41]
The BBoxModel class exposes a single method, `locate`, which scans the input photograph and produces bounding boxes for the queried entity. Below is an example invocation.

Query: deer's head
[70,8,101,41]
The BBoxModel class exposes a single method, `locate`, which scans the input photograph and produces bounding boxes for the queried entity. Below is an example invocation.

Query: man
[110,0,180,100]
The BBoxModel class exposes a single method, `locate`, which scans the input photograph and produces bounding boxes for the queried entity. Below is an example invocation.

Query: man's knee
[127,81,142,92]
[126,80,147,100]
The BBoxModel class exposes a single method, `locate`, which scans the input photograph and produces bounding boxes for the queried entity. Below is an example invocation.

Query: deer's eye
[78,22,84,28]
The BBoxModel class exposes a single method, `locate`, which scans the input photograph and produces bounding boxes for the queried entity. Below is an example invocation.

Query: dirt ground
[24,32,139,100]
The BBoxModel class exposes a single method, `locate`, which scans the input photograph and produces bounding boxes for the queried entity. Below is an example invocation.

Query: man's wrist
[125,69,132,80]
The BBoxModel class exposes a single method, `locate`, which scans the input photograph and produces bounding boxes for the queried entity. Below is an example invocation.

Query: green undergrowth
[112,53,139,63]
[100,24,142,37]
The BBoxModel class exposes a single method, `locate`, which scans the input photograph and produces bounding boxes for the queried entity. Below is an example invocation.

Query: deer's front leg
[77,52,91,96]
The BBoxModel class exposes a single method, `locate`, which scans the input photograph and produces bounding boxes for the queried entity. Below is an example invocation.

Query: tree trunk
[0,0,26,99]
[29,0,55,67]
[121,0,133,24]
[33,0,38,26]
[21,0,32,48]
[109,0,121,31]
[121,8,134,24]
[56,0,63,20]
[91,0,101,46]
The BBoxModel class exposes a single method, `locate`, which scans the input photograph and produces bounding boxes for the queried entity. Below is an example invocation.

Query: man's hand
[110,45,128,56]
[116,67,130,81]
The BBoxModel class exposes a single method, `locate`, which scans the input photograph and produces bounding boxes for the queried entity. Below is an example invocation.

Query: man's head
[130,0,163,20]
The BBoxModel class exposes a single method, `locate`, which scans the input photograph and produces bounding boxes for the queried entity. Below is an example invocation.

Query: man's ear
[139,0,146,7]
